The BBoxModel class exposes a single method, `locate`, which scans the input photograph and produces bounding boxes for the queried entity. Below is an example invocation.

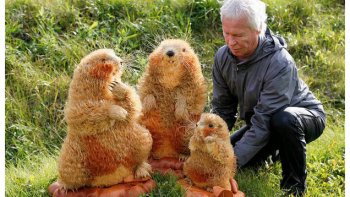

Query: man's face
[222,17,260,60]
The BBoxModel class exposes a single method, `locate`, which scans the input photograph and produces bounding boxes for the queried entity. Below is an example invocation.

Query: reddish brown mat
[177,178,245,197]
[149,157,185,178]
[48,177,156,197]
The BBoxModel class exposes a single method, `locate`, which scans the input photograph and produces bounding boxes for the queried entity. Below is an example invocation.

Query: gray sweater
[211,29,325,167]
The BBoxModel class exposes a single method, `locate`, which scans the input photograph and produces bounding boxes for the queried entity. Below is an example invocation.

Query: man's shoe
[282,185,305,197]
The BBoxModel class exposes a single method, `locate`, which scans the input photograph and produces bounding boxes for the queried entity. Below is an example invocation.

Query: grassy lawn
[5,0,344,196]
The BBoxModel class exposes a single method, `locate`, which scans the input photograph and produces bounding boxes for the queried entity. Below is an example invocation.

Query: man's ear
[89,63,114,79]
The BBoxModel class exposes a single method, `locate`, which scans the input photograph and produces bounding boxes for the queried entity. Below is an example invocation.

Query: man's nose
[228,36,238,46]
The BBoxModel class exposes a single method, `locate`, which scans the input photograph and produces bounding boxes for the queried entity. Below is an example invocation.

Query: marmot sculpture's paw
[205,140,220,158]
[179,154,189,162]
[109,81,129,100]
[204,136,216,144]
[135,162,152,179]
[174,107,189,121]
[109,105,128,120]
[142,94,156,112]
[175,95,189,120]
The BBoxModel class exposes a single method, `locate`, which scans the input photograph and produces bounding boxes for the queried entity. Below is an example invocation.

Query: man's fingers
[230,178,239,193]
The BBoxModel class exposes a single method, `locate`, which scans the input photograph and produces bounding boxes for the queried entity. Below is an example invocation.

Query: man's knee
[270,108,297,133]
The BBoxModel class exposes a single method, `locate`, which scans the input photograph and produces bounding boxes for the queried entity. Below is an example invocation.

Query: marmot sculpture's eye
[196,123,198,127]
[101,58,106,62]
[208,124,214,128]
[182,48,186,52]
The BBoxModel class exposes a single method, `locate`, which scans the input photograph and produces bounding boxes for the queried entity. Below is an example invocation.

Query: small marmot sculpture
[183,113,237,190]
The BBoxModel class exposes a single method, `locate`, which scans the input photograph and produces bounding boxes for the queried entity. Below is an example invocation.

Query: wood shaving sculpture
[138,39,207,175]
[48,49,155,197]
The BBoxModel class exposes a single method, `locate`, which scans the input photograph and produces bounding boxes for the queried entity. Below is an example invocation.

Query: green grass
[5,0,344,196]
[5,154,58,197]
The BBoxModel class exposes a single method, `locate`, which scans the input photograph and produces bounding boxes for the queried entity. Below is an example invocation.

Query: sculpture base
[177,178,245,197]
[48,176,156,197]
[149,157,185,178]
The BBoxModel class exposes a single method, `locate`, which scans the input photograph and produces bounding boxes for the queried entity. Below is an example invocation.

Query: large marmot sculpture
[138,39,207,160]
[57,49,152,190]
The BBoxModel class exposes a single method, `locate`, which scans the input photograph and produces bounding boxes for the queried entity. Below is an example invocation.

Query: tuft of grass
[5,154,58,197]
[147,173,185,196]
[235,166,283,197]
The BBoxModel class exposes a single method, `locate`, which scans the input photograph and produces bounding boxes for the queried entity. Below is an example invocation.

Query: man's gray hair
[220,0,267,36]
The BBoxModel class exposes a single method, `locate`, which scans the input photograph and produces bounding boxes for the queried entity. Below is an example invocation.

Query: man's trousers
[230,107,326,195]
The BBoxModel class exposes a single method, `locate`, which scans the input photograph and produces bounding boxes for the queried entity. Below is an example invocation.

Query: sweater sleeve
[234,51,297,167]
[211,50,238,131]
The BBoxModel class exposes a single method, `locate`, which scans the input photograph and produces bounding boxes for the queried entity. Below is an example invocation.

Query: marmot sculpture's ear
[89,63,114,79]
